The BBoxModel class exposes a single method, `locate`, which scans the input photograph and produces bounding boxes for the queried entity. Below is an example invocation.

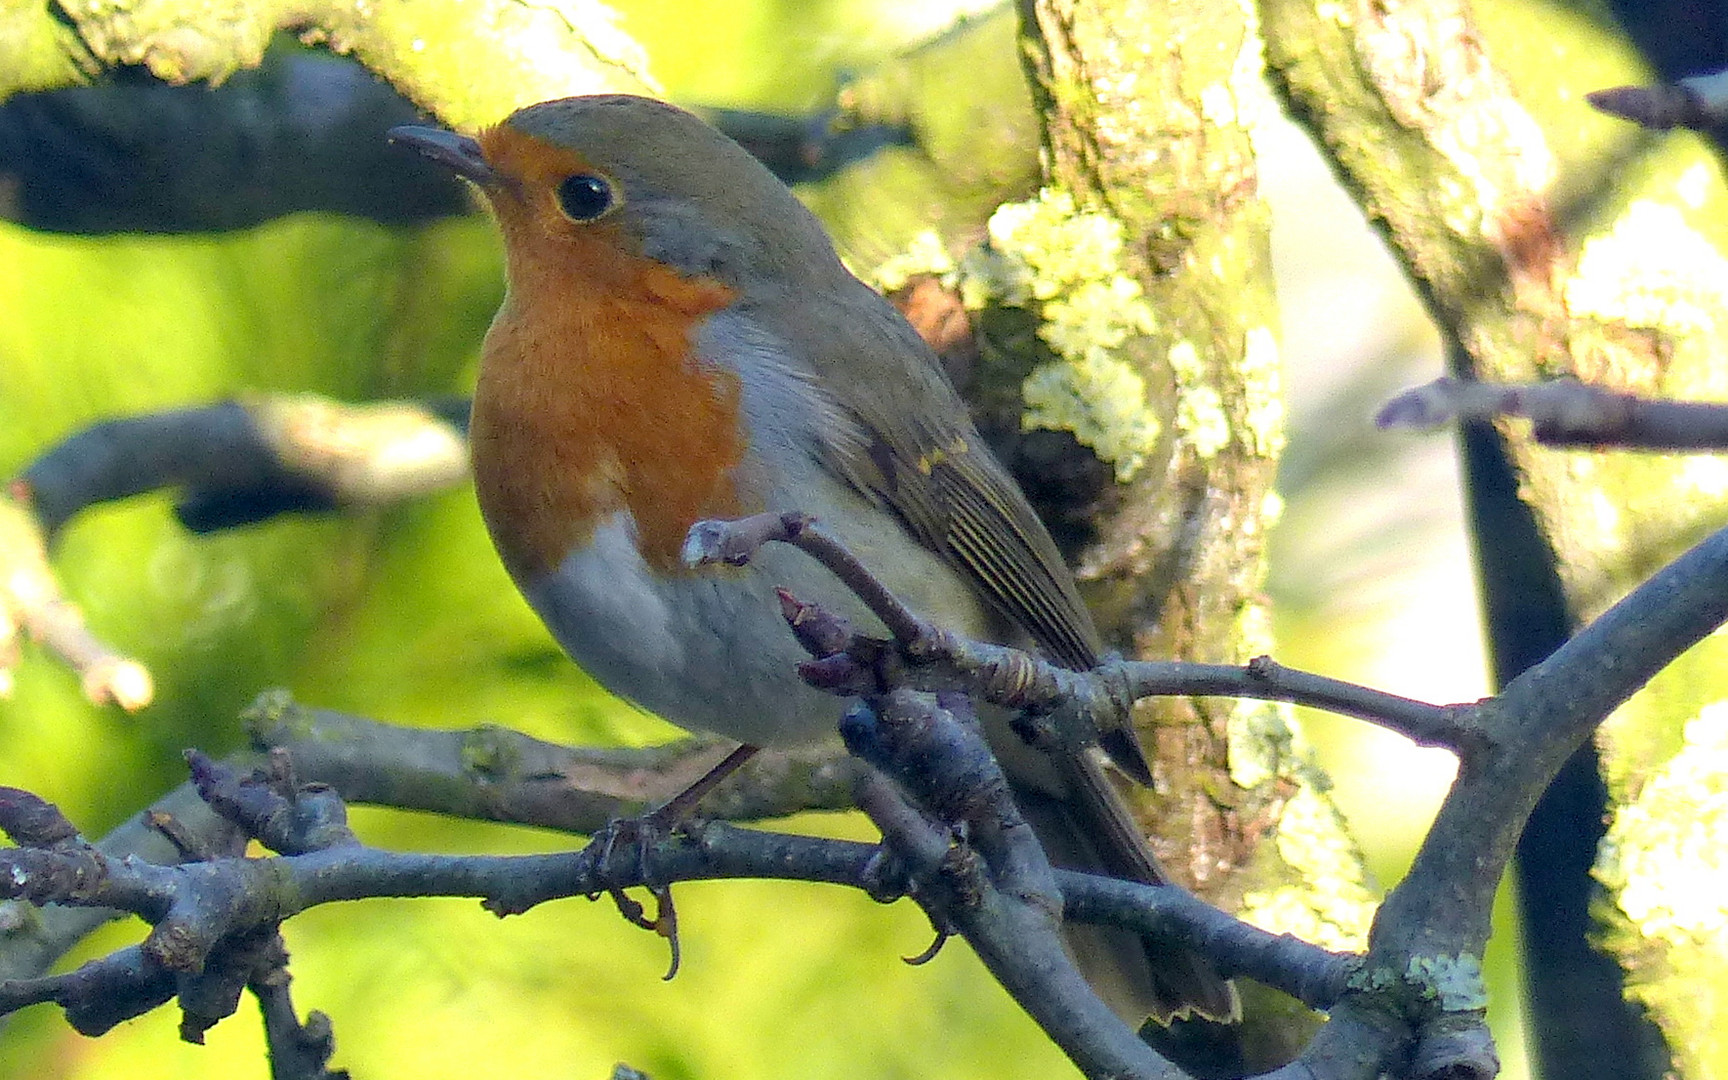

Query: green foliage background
[0,1,1537,1077]
[0,4,1112,1078]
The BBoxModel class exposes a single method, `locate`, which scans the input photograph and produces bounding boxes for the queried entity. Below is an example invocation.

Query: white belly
[521,503,992,748]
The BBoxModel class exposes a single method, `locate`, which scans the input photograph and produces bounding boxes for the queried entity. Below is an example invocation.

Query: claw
[652,886,681,981]
[902,927,952,966]
[589,817,686,980]
[603,884,682,979]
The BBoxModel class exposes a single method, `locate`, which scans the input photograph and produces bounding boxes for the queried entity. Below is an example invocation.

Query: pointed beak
[387,126,495,187]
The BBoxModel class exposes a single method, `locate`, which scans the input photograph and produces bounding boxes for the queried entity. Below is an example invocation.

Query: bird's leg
[642,742,761,830]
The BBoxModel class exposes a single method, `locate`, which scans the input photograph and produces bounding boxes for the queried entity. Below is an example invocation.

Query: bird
[388,94,1237,1028]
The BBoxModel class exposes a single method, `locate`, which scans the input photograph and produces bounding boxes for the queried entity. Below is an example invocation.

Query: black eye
[556,173,614,221]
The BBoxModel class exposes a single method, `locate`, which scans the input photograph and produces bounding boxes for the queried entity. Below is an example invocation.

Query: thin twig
[1123,657,1477,751]
[1379,376,1728,450]
[0,760,1343,1065]
[687,514,1472,751]
[0,491,152,710]
[1587,69,1728,132]
[250,941,346,1080]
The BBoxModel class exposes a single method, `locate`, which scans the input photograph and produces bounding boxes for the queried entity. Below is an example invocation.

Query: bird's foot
[580,743,763,980]
[584,814,684,979]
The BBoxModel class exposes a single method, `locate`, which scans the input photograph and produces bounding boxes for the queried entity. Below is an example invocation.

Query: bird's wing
[786,289,1100,668]
[784,291,1151,782]
[830,397,1102,673]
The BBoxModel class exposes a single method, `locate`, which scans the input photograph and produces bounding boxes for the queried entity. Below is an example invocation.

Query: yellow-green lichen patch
[1597,701,1728,955]
[459,723,524,782]
[1200,81,1238,127]
[1021,352,1161,482]
[1261,487,1286,528]
[1678,456,1728,500]
[1582,484,1624,554]
[981,189,1132,301]
[1169,340,1232,459]
[1235,600,1276,658]
[1595,625,1728,805]
[1230,689,1374,952]
[1594,693,1728,1078]
[1176,385,1230,459]
[868,230,956,293]
[1676,160,1715,210]
[948,189,1164,481]
[1567,201,1728,334]
[1346,963,1400,994]
[1315,0,1352,28]
[1240,326,1286,458]
[242,687,300,735]
[1227,696,1293,792]
[0,2,96,98]
[1565,200,1728,396]
[954,239,1031,310]
[1039,277,1155,358]
[1213,0,1275,137]
[1536,445,1728,625]
[1238,783,1377,952]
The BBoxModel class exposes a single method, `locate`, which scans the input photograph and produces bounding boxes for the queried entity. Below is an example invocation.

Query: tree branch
[1,396,469,705]
[0,492,152,710]
[1588,68,1728,134]
[1359,520,1728,1080]
[244,689,859,833]
[13,508,1724,1076]
[1380,376,1728,451]
[844,691,1183,1080]
[6,0,656,129]
[1059,873,1352,1015]
[18,396,469,539]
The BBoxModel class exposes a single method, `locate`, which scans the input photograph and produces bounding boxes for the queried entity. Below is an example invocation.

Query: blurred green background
[0,1,1519,1077]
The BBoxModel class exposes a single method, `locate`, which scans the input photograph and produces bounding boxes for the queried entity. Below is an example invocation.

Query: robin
[389,94,1236,1027]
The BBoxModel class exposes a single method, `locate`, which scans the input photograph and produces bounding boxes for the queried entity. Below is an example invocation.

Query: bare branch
[0,491,152,709]
[0,783,247,990]
[844,689,1182,1078]
[3,0,656,124]
[247,937,346,1080]
[1360,521,1728,1079]
[1121,657,1475,752]
[0,397,464,713]
[684,512,933,650]
[0,942,176,1037]
[1587,69,1728,132]
[18,396,469,538]
[1058,872,1352,1015]
[684,505,1728,1077]
[3,789,1342,1065]
[1380,376,1728,451]
[687,513,1469,754]
[244,690,858,832]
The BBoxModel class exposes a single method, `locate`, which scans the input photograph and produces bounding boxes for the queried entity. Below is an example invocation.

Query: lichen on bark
[1014,8,1365,1065]
[7,0,656,123]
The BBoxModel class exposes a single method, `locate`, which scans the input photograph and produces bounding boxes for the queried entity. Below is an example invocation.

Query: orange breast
[471,212,751,583]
